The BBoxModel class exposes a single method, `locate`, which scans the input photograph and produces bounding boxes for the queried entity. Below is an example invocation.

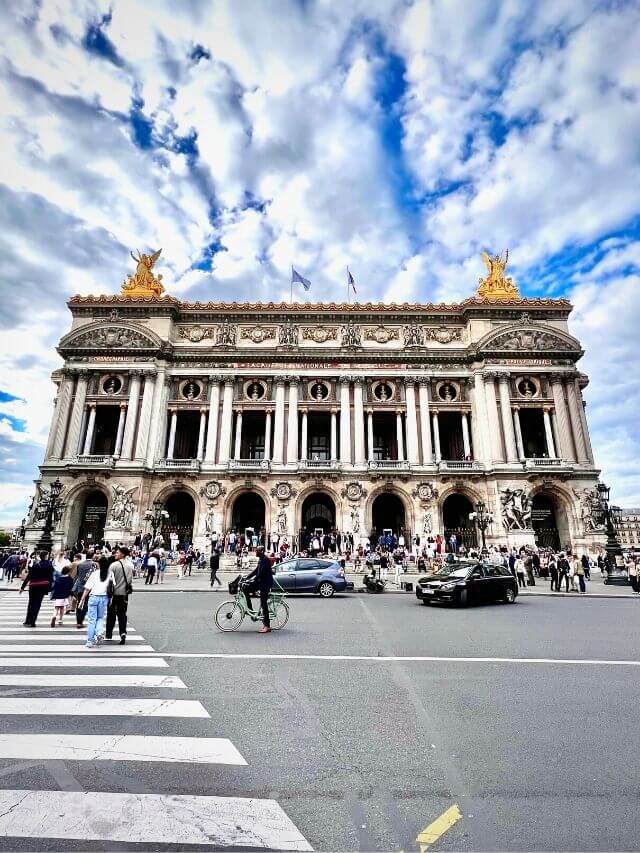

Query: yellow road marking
[416,803,462,852]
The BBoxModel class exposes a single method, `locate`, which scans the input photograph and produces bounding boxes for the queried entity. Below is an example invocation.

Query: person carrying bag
[105,546,134,645]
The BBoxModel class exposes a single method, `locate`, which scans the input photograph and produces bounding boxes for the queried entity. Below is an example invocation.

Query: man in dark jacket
[20,551,54,627]
[243,546,274,633]
[209,549,221,587]
[106,546,134,644]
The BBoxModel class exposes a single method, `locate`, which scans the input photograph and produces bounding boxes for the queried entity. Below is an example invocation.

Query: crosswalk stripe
[0,674,186,687]
[0,626,138,632]
[0,789,312,850]
[0,634,146,641]
[0,656,168,667]
[0,698,209,717]
[0,643,156,652]
[0,735,247,764]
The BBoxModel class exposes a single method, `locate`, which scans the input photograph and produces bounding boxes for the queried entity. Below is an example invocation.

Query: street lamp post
[469,501,493,554]
[35,479,64,554]
[596,482,626,584]
[143,500,169,552]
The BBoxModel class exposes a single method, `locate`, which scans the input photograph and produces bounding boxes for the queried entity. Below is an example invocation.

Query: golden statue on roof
[478,249,520,301]
[121,248,165,298]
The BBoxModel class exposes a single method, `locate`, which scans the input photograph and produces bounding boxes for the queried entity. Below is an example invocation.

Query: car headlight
[441,583,456,591]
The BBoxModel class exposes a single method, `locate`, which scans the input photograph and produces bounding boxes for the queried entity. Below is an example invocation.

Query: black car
[416,561,518,606]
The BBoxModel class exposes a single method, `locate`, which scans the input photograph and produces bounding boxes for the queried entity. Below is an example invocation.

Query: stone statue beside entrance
[276,507,288,535]
[500,487,532,530]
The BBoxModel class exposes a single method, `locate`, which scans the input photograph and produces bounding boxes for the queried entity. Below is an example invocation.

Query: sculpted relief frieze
[240,325,276,343]
[489,328,579,352]
[301,326,338,343]
[177,325,214,343]
[66,325,158,349]
[364,326,399,344]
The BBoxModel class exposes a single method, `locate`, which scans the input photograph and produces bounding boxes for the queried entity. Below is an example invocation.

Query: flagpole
[346,266,350,305]
[290,265,293,303]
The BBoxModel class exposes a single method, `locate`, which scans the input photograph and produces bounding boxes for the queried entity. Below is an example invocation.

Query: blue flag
[348,268,357,294]
[292,267,311,291]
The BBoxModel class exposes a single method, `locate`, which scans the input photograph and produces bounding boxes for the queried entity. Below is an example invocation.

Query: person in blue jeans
[79,556,115,649]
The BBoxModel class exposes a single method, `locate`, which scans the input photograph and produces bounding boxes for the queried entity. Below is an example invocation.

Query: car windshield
[445,567,471,579]
[432,565,470,578]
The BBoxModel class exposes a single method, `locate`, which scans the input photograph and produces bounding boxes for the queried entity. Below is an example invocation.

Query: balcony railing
[300,459,340,469]
[526,457,564,468]
[367,459,409,470]
[75,454,115,467]
[438,459,484,471]
[228,458,271,471]
[157,458,201,471]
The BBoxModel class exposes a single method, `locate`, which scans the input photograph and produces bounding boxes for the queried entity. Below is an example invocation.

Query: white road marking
[0,735,247,764]
[0,634,145,641]
[0,656,168,667]
[164,652,640,666]
[0,644,156,652]
[0,674,185,687]
[0,698,209,717]
[0,789,312,850]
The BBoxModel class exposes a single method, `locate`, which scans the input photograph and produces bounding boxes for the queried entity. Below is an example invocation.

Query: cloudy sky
[0,0,639,525]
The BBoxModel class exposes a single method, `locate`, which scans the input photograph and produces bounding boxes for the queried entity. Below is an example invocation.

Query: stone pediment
[59,322,162,352]
[478,322,581,354]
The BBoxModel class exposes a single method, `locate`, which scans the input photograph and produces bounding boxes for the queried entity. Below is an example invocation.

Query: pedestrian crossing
[0,593,312,850]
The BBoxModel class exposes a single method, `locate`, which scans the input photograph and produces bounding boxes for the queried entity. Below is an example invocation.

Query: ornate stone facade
[26,258,605,555]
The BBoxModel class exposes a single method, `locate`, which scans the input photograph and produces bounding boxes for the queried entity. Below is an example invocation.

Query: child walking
[50,565,74,628]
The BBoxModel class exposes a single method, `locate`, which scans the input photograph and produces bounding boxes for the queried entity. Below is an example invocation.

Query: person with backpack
[79,556,115,649]
[20,550,54,627]
[105,546,134,645]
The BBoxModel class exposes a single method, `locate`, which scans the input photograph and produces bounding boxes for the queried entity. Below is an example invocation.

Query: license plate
[423,588,434,595]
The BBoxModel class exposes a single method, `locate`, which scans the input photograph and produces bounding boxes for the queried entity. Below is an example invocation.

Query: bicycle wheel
[214,600,244,631]
[269,599,290,630]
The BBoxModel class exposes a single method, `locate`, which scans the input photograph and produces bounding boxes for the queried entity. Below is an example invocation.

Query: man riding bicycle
[243,546,274,633]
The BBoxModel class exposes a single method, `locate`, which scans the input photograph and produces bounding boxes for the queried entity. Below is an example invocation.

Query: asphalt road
[0,590,639,851]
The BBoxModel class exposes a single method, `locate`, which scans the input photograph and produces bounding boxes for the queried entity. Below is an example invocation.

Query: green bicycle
[214,575,290,632]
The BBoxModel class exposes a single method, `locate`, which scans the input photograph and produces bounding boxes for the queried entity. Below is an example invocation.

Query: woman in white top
[79,556,114,649]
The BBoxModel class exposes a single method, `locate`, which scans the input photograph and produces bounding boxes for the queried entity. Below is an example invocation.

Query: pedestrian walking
[20,550,54,627]
[49,565,74,627]
[155,546,166,584]
[105,546,134,645]
[72,550,97,628]
[630,560,638,594]
[79,557,115,649]
[557,553,570,592]
[549,555,559,592]
[209,549,221,587]
[145,551,158,584]
[515,556,526,589]
[576,557,586,594]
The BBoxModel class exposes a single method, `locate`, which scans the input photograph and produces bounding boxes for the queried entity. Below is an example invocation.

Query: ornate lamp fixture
[469,501,493,553]
[35,478,64,554]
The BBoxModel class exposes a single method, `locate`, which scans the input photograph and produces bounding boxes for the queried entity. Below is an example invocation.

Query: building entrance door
[77,490,108,545]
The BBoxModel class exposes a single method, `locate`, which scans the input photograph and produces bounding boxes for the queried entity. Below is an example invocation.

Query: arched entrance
[76,490,108,547]
[532,493,570,550]
[371,493,406,541]
[301,493,336,535]
[231,492,266,538]
[442,493,477,551]
[162,492,195,548]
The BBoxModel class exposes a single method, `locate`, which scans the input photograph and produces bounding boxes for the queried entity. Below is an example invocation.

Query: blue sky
[0,0,639,524]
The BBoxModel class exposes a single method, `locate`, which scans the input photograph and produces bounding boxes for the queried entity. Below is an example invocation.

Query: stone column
[542,407,556,458]
[286,378,299,464]
[404,380,420,465]
[120,372,141,460]
[461,413,471,459]
[146,367,169,467]
[49,372,74,460]
[204,378,221,464]
[234,410,243,460]
[300,408,308,460]
[272,379,286,464]
[197,408,207,461]
[484,374,504,463]
[396,409,405,461]
[82,404,97,455]
[550,375,574,461]
[330,408,337,461]
[218,380,235,464]
[353,379,365,465]
[576,381,595,464]
[418,380,433,464]
[134,372,155,461]
[366,409,374,462]
[264,409,273,461]
[566,377,589,464]
[471,372,490,463]
[64,371,89,459]
[167,410,178,459]
[114,403,127,457]
[432,412,441,463]
[497,374,518,463]
[339,378,351,465]
[513,407,525,461]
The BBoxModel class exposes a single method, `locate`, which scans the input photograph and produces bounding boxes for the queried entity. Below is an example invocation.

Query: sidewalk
[2,567,628,598]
